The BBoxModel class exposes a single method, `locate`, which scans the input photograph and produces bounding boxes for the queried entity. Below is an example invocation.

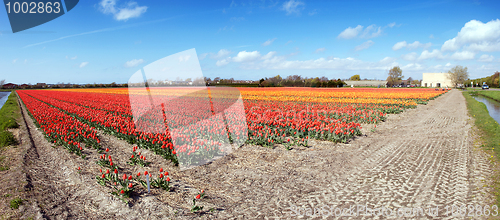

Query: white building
[421,73,453,88]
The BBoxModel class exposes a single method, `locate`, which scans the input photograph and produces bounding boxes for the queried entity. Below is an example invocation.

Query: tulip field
[16,87,446,202]
[17,87,447,162]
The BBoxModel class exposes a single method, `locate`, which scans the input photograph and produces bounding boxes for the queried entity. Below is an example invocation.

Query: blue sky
[1,0,500,84]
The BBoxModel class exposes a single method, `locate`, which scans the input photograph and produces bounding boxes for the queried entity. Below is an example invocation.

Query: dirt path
[18,90,495,219]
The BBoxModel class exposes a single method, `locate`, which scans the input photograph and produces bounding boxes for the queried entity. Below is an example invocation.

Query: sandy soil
[15,89,496,219]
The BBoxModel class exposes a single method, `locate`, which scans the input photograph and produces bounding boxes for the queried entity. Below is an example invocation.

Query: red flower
[128,183,133,188]
[159,174,164,178]
[164,172,169,176]
[108,155,111,160]
[128,176,132,180]
[114,169,118,174]
[201,190,204,193]
[149,173,152,177]
[159,168,163,172]
[122,174,127,180]
[101,174,105,178]
[166,177,170,182]
[195,194,201,200]
[110,161,113,166]
[130,155,134,159]
[77,167,81,170]
[106,169,110,174]
[105,148,109,152]
[137,172,141,177]
[144,171,148,175]
[99,169,102,173]
[120,190,124,194]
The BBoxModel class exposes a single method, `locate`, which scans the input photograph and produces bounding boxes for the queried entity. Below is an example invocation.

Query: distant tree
[0,79,5,87]
[412,80,420,85]
[491,71,500,87]
[350,74,361,81]
[213,77,221,82]
[387,66,403,86]
[447,65,469,88]
[407,77,413,84]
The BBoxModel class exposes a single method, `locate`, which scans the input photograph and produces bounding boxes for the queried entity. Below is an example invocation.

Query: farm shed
[421,73,453,88]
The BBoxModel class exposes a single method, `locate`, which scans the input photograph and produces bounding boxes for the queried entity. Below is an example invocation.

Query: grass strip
[463,91,500,205]
[0,92,20,147]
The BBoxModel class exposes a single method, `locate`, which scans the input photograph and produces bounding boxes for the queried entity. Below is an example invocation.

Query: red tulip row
[17,91,102,156]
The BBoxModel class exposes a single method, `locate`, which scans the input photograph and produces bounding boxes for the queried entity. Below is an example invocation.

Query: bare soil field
[7,89,497,219]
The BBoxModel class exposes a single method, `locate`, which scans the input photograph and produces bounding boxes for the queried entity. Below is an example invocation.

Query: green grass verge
[463,91,500,204]
[473,90,500,103]
[0,92,20,147]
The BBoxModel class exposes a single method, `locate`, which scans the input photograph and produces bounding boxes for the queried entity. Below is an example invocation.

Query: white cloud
[402,63,424,71]
[261,51,277,60]
[281,0,305,15]
[445,63,452,67]
[449,51,475,60]
[262,38,277,46]
[285,40,293,45]
[232,51,262,62]
[380,57,396,64]
[418,49,444,60]
[441,19,500,52]
[392,41,407,50]
[215,50,402,71]
[338,25,364,39]
[392,41,431,50]
[215,50,276,66]
[315,48,326,53]
[338,25,382,39]
[478,54,495,62]
[407,41,432,50]
[12,59,17,64]
[99,0,147,21]
[216,59,230,66]
[361,25,382,38]
[198,53,208,60]
[308,9,317,16]
[124,59,144,67]
[401,52,418,61]
[210,49,232,59]
[79,62,89,68]
[354,40,374,51]
[387,22,396,28]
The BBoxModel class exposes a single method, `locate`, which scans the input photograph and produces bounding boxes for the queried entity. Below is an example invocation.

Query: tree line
[255,75,346,87]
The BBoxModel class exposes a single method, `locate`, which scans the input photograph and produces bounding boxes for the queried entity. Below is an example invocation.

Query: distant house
[19,84,30,89]
[421,73,453,88]
[2,83,17,89]
[344,80,387,87]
